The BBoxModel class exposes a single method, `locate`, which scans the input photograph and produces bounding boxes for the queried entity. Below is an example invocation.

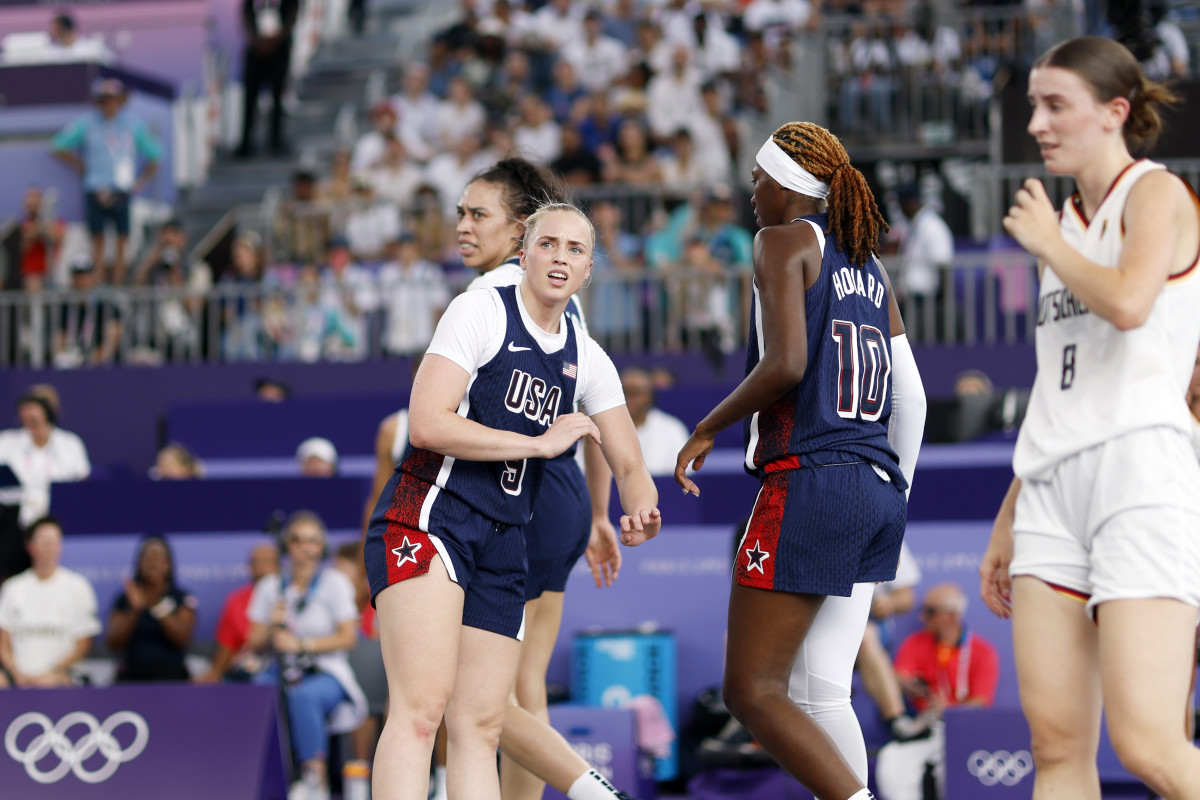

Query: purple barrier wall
[943,707,1141,796]
[0,344,1035,477]
[0,1,210,88]
[54,519,1018,763]
[0,683,287,799]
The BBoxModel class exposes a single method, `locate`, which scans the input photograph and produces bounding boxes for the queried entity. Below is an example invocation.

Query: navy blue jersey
[742,214,905,488]
[398,285,580,525]
[469,257,588,463]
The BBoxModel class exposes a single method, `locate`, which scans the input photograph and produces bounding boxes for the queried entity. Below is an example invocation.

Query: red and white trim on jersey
[744,283,767,472]
[735,471,787,588]
[1167,180,1200,284]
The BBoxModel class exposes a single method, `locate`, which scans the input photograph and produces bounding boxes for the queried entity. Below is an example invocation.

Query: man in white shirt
[622,366,690,476]
[897,184,954,343]
[564,10,629,93]
[379,233,449,357]
[0,393,90,530]
[0,516,100,687]
[645,44,704,141]
[391,63,439,162]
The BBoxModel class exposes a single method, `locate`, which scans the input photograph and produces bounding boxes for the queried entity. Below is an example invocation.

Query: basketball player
[365,203,660,800]
[979,37,1200,799]
[676,122,923,800]
[457,159,625,800]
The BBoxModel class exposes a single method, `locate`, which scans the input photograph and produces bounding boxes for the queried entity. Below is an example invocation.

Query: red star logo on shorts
[745,539,770,573]
[392,536,422,567]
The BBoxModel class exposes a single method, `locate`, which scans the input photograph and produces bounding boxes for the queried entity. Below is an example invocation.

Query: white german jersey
[1014,160,1200,480]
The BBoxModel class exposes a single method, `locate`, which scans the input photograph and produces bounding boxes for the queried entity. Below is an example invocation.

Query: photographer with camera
[247,511,366,800]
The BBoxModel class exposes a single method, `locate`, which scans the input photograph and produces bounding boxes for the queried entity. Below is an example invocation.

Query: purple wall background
[0,345,1037,476]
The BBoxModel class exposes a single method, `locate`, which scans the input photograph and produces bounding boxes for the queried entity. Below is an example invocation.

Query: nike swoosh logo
[507,342,531,352]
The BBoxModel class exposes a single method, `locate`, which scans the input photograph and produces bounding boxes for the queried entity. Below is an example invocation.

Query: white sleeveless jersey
[1014,160,1200,480]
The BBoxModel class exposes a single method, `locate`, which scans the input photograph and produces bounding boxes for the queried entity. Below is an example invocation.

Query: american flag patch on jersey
[562,361,578,379]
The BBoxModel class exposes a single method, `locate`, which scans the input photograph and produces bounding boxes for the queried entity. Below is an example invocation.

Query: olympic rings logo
[5,711,149,784]
[967,749,1033,786]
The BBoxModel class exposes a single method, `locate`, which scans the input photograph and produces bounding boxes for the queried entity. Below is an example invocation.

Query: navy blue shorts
[365,470,528,639]
[734,460,907,596]
[84,191,131,236]
[524,457,591,600]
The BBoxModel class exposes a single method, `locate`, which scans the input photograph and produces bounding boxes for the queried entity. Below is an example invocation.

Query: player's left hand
[619,508,661,546]
[585,516,621,588]
[1003,179,1061,261]
[675,430,714,497]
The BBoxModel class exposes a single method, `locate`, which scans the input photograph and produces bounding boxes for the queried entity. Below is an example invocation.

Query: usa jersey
[743,214,905,487]
[1014,160,1200,481]
[468,257,588,462]
[398,285,580,525]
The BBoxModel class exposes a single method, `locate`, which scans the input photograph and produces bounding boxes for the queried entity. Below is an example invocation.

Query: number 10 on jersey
[831,320,891,422]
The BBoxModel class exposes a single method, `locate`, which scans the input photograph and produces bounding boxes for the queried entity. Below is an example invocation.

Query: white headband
[755,138,830,200]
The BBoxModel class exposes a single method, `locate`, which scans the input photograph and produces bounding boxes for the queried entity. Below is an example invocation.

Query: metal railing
[0,251,1036,369]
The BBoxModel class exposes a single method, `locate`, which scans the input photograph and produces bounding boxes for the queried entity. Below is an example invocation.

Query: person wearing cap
[350,101,401,174]
[51,78,162,286]
[235,0,299,158]
[645,183,752,271]
[296,438,339,477]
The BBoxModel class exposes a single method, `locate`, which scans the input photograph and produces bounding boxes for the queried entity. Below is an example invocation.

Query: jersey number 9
[501,459,527,495]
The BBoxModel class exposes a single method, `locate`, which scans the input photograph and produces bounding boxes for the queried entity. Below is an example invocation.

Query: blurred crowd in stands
[3,0,1196,369]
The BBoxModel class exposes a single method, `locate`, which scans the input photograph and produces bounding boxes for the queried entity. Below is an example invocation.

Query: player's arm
[980,476,1020,618]
[408,354,599,461]
[676,224,813,489]
[363,413,398,534]
[881,262,926,496]
[1004,174,1191,330]
[582,436,621,586]
[592,405,660,546]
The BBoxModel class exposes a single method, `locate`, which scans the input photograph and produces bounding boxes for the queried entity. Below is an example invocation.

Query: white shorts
[1011,426,1200,616]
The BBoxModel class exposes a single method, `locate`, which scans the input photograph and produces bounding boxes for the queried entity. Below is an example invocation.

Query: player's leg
[500,593,555,800]
[1011,576,1102,800]
[444,624,522,800]
[856,621,909,727]
[430,721,448,800]
[496,590,638,799]
[1099,597,1200,799]
[724,583,866,800]
[789,583,875,783]
[372,555,463,800]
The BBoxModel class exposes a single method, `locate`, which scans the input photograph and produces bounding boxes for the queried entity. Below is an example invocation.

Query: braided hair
[469,157,566,222]
[770,122,888,268]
